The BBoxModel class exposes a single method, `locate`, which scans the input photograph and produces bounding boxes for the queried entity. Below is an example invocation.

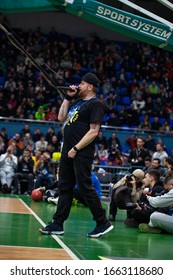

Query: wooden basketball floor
[0,193,173,260]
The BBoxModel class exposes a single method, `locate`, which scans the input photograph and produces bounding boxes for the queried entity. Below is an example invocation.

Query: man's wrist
[65,94,73,101]
[73,146,79,152]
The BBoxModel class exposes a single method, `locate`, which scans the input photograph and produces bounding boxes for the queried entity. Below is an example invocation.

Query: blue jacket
[75,172,102,198]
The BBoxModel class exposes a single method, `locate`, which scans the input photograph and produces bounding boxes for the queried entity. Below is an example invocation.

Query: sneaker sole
[39,228,64,235]
[87,224,114,238]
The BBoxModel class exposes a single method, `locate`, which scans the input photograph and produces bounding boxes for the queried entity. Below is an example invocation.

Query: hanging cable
[0,21,67,99]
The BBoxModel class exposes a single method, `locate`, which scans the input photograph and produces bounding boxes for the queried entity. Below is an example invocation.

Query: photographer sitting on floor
[109,169,145,221]
[124,169,165,227]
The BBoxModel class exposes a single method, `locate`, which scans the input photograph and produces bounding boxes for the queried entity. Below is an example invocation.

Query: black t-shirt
[62,97,105,157]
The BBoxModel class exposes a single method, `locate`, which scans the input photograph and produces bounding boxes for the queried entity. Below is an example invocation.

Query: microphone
[56,86,78,92]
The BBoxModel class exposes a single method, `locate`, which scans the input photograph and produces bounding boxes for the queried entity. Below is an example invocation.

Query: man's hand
[68,147,77,159]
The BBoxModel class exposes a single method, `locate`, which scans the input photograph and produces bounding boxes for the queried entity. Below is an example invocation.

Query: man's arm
[58,99,70,122]
[58,87,78,122]
[147,190,173,207]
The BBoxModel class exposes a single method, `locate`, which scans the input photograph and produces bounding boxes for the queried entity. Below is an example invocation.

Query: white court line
[19,197,79,260]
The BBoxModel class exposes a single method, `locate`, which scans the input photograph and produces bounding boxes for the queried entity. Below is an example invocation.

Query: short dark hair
[137,136,145,143]
[165,157,173,165]
[163,175,173,186]
[152,158,161,164]
[148,169,160,182]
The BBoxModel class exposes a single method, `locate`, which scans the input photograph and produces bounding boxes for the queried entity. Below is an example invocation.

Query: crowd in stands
[1,27,173,134]
[94,132,173,166]
[0,124,63,194]
[0,121,172,194]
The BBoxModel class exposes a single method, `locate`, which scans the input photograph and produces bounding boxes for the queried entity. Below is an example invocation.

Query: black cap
[82,73,100,87]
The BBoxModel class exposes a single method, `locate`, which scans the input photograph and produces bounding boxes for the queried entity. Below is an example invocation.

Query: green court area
[0,194,173,260]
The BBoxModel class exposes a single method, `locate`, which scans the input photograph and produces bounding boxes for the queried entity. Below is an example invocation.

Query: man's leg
[6,172,15,189]
[39,154,76,234]
[0,170,10,193]
[150,212,173,234]
[109,188,117,221]
[12,173,21,194]
[27,173,34,194]
[74,155,113,237]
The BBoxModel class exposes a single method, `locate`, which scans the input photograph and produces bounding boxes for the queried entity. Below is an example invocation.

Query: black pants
[131,208,152,224]
[109,188,132,218]
[13,172,34,193]
[53,153,107,225]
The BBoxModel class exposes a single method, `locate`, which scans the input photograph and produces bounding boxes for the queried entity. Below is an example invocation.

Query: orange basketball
[31,189,43,202]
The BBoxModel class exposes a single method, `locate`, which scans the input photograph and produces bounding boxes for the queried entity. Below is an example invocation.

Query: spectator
[150,116,162,131]
[7,93,17,116]
[113,150,126,166]
[45,106,58,121]
[7,138,22,157]
[0,127,9,145]
[8,133,23,152]
[152,143,168,166]
[13,149,34,194]
[50,135,61,152]
[45,127,56,143]
[35,134,48,151]
[107,132,121,149]
[20,124,31,138]
[139,175,173,234]
[108,140,121,163]
[32,149,42,174]
[144,134,156,154]
[105,92,117,113]
[98,144,108,165]
[143,156,152,172]
[159,119,173,135]
[0,135,7,155]
[138,115,151,132]
[143,97,153,116]
[148,81,159,95]
[46,143,55,157]
[35,152,54,189]
[95,131,108,149]
[73,172,102,206]
[128,137,150,167]
[163,157,173,178]
[23,133,35,151]
[131,94,145,115]
[0,145,18,193]
[126,103,139,126]
[118,105,128,125]
[126,134,137,150]
[4,77,16,90]
[32,128,43,142]
[35,105,46,120]
[153,97,165,117]
[149,158,165,178]
[106,111,119,126]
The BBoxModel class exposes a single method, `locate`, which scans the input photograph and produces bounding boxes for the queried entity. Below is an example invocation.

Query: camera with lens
[126,174,135,182]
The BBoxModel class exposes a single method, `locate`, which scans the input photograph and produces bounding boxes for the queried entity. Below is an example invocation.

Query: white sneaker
[47,197,59,205]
